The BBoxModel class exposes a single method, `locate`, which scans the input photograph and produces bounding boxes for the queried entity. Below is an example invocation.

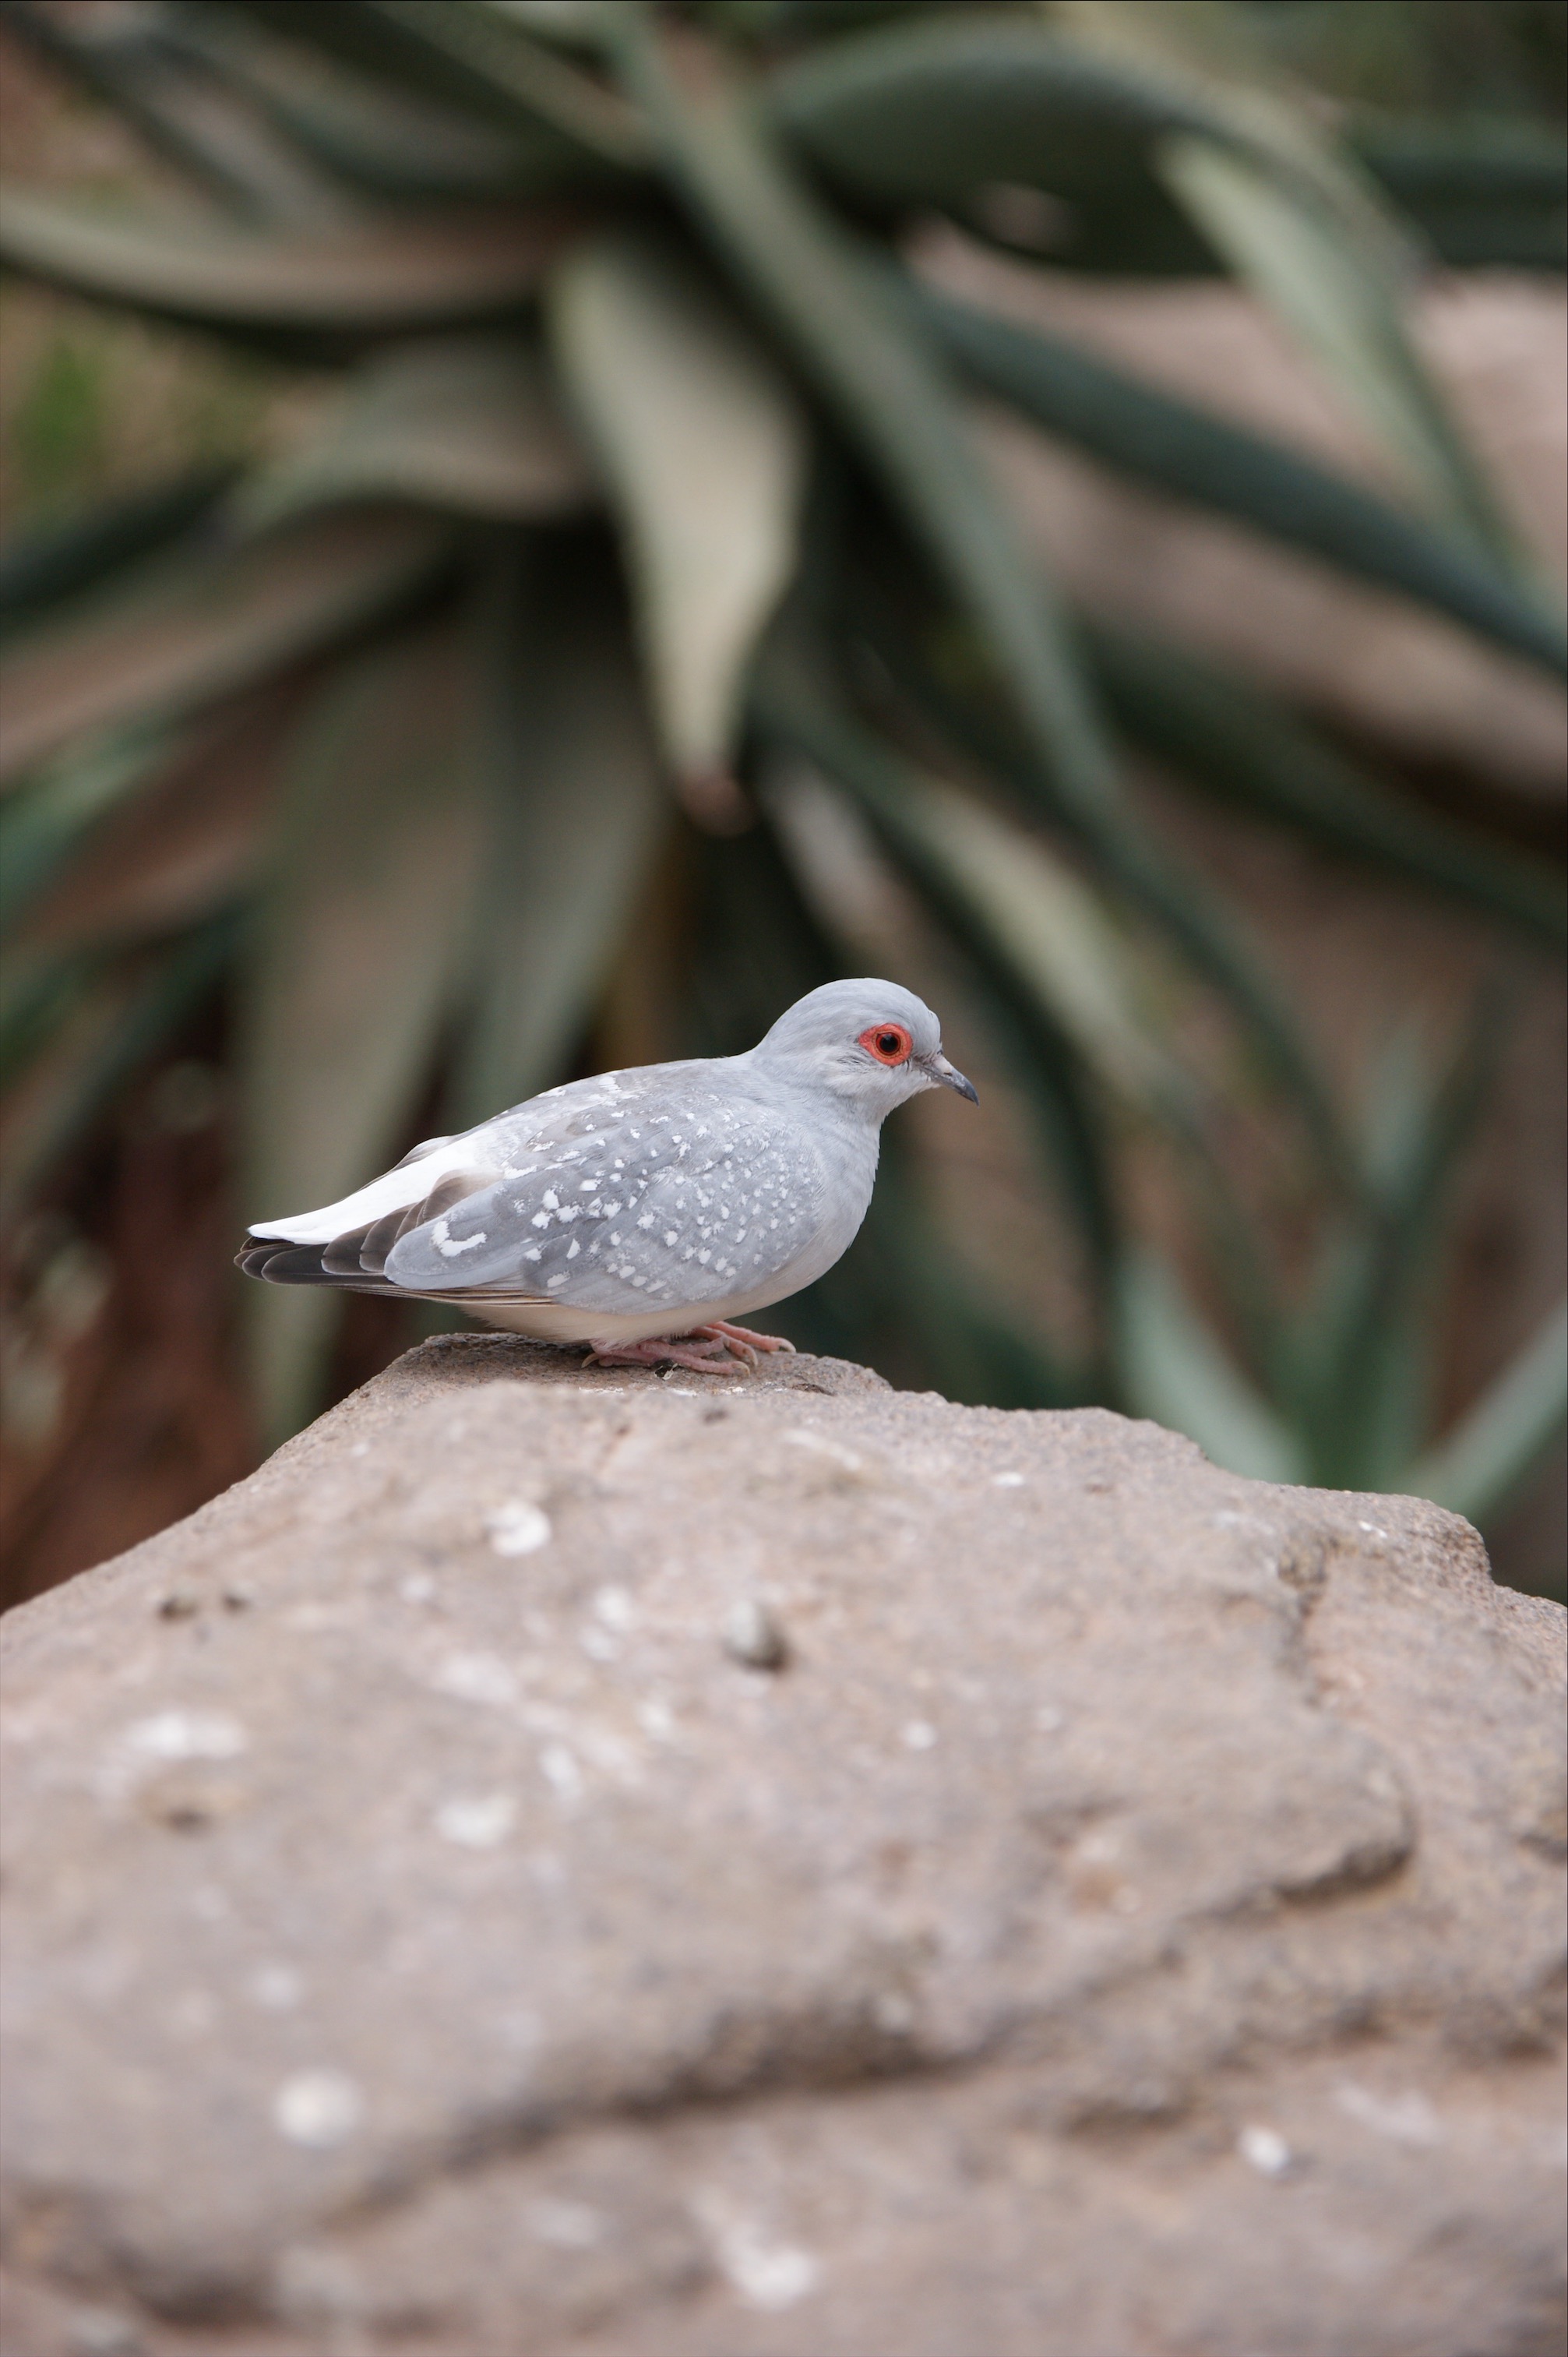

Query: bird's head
[752,979,978,1117]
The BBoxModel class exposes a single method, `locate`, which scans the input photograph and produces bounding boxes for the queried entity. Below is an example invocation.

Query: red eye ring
[858,1021,913,1067]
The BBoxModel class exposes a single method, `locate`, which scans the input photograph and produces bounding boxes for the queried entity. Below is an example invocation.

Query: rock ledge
[2,1339,1564,2355]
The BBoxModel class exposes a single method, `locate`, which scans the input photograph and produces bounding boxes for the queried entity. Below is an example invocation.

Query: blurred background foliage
[0,0,1563,1601]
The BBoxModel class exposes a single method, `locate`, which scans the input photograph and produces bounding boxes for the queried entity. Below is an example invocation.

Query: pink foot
[584,1333,738,1375]
[691,1321,797,1369]
[583,1323,796,1376]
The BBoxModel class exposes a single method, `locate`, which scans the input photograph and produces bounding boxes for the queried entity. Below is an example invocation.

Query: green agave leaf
[836,718,1191,1124]
[1058,0,1517,560]
[769,5,1521,562]
[5,682,299,966]
[480,1,637,45]
[0,464,238,644]
[370,0,647,166]
[685,805,1081,1406]
[230,0,644,171]
[0,504,453,789]
[0,183,586,348]
[174,6,548,201]
[1,0,360,226]
[768,13,1206,214]
[1295,998,1494,1487]
[614,12,1348,1175]
[0,719,181,944]
[1157,133,1517,562]
[1353,118,1568,273]
[0,917,236,1219]
[241,337,594,529]
[1116,1245,1308,1484]
[239,608,489,1442]
[754,655,1124,1299]
[1403,1300,1568,1533]
[914,284,1566,680]
[447,538,668,1129]
[1082,625,1567,949]
[548,225,809,802]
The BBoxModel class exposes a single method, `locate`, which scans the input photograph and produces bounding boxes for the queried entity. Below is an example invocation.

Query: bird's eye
[858,1022,913,1066]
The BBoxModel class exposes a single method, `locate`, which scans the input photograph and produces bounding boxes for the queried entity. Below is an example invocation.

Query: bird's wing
[382,1071,826,1311]
[243,1062,826,1312]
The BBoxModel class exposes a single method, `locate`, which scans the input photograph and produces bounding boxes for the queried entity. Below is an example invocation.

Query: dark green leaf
[1297,996,1496,1486]
[1058,3,1519,558]
[1158,132,1519,561]
[615,11,1349,1179]
[0,0,360,224]
[1404,1300,1568,1531]
[4,682,299,964]
[230,0,645,171]
[752,647,1122,1307]
[1115,1245,1308,1484]
[0,464,238,645]
[0,916,236,1218]
[238,607,490,1440]
[914,283,1566,681]
[0,183,588,351]
[172,6,551,200]
[548,227,808,793]
[241,337,594,528]
[447,535,668,1129]
[0,720,183,944]
[0,504,453,789]
[1355,117,1568,272]
[768,13,1207,215]
[1083,624,1567,948]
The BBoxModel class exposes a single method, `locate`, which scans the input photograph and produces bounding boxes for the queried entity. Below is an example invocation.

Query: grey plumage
[240,979,975,1349]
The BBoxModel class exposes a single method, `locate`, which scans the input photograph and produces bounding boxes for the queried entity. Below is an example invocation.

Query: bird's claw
[585,1321,796,1377]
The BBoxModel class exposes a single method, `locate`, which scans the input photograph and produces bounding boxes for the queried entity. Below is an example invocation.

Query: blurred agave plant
[0,0,1563,1549]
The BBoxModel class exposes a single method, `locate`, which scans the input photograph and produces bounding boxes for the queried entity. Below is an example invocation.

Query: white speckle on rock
[1336,2083,1441,2146]
[696,2196,819,2312]
[637,1695,676,1741]
[1239,2124,1292,2176]
[594,1584,636,1629]
[992,1471,1026,1487]
[526,2196,603,2249]
[783,1428,862,1472]
[248,1962,303,2010]
[902,1720,937,1752]
[485,1501,551,1557]
[273,2069,363,2149]
[432,1652,517,1708]
[435,1793,517,1849]
[1034,1706,1065,1733]
[400,1572,435,1604]
[539,1742,583,1803]
[124,1710,248,1762]
[64,2303,143,2355]
[349,1441,368,1459]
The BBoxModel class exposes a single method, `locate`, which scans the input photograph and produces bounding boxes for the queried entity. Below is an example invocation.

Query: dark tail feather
[235,1240,399,1294]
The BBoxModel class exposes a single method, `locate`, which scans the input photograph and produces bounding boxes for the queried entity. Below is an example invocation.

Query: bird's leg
[690,1321,796,1360]
[584,1334,738,1375]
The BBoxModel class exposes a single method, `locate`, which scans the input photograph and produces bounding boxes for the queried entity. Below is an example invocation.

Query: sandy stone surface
[2,1337,1563,2355]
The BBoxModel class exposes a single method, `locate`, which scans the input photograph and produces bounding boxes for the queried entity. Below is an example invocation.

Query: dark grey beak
[926,1051,978,1104]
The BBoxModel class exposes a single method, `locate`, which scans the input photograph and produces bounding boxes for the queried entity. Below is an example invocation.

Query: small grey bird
[239,978,977,1372]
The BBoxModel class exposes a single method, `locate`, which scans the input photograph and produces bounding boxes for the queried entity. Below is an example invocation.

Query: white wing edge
[247,1137,488,1247]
